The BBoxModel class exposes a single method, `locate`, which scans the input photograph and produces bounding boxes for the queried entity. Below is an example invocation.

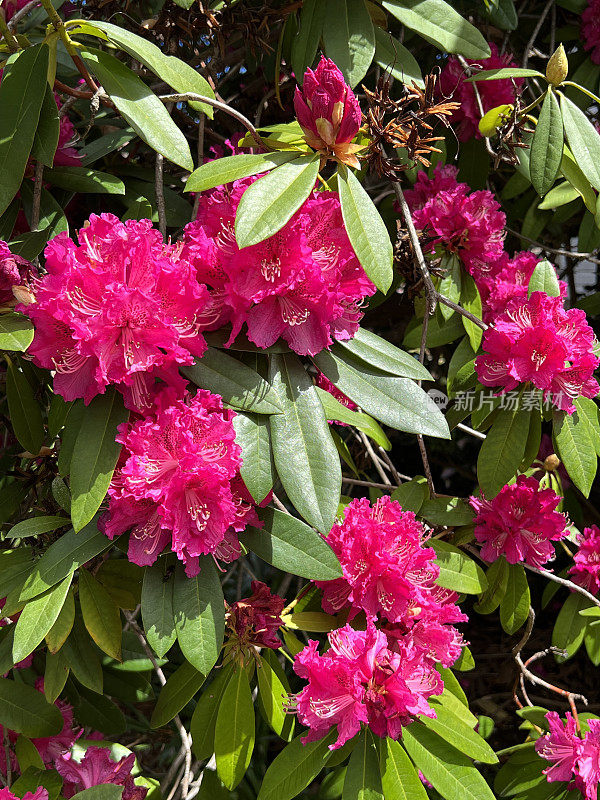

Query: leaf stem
[0,11,20,52]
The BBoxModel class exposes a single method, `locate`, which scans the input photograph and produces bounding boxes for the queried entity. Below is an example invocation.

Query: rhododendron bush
[3,2,600,800]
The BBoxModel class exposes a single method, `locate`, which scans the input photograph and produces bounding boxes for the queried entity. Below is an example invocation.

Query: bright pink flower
[57,747,147,800]
[0,789,48,800]
[479,251,542,321]
[470,475,568,567]
[54,93,81,167]
[181,187,375,357]
[294,57,362,167]
[405,165,506,279]
[569,526,600,595]
[438,44,523,141]
[22,214,210,410]
[475,291,600,413]
[316,371,357,425]
[0,241,34,306]
[315,498,466,655]
[100,388,259,575]
[578,719,600,800]
[228,581,285,650]
[1,0,30,21]
[582,0,600,64]
[293,623,442,748]
[535,712,582,782]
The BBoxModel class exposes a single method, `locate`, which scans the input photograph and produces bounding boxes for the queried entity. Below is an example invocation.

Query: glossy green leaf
[257,654,288,738]
[382,0,491,59]
[552,592,590,661]
[559,92,600,191]
[315,388,391,450]
[420,497,474,527]
[43,167,125,194]
[245,507,342,581]
[430,541,487,594]
[342,730,382,800]
[381,738,428,800]
[467,68,544,81]
[45,587,75,653]
[61,618,103,693]
[31,83,60,167]
[81,47,193,171]
[233,412,275,504]
[474,557,510,614]
[12,574,73,664]
[553,409,598,496]
[402,724,496,800]
[44,650,70,703]
[173,560,225,676]
[323,0,375,87]
[186,151,298,192]
[391,478,429,514]
[6,359,44,455]
[268,354,341,533]
[373,27,423,87]
[190,663,235,760]
[337,164,393,293]
[477,407,530,497]
[573,397,600,456]
[141,561,177,659]
[313,349,450,439]
[499,564,530,635]
[10,767,63,800]
[530,89,563,196]
[335,328,432,380]
[15,734,44,774]
[0,44,49,216]
[235,154,320,247]
[419,702,498,763]
[70,388,129,531]
[291,0,326,80]
[528,259,561,297]
[215,666,255,789]
[257,730,335,800]
[151,660,205,728]
[182,348,282,415]
[460,272,484,352]
[0,313,34,352]
[70,787,124,800]
[79,568,122,661]
[0,677,63,738]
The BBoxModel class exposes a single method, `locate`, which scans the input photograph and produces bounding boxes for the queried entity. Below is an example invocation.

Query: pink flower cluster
[227,581,285,651]
[569,525,600,595]
[58,747,147,800]
[469,475,568,568]
[536,712,600,800]
[181,186,375,356]
[22,214,210,411]
[0,789,47,800]
[438,43,523,141]
[294,497,466,748]
[475,291,599,413]
[100,388,259,576]
[582,0,600,64]
[0,240,34,306]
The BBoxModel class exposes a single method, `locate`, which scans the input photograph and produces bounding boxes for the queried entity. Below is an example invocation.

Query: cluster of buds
[0,242,35,309]
[224,581,285,664]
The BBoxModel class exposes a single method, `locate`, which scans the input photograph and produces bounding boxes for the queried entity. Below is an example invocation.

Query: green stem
[518,89,546,118]
[561,80,600,106]
[0,12,20,53]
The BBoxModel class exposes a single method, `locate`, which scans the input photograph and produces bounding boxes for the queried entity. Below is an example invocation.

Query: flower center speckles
[279,296,310,325]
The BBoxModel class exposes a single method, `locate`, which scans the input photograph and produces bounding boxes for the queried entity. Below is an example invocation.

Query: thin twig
[7,0,40,29]
[155,153,167,240]
[457,55,496,159]
[191,113,206,222]
[457,422,486,440]
[506,227,600,264]
[3,729,10,787]
[523,0,553,68]
[438,294,488,330]
[393,182,437,313]
[342,477,395,490]
[523,563,600,608]
[31,162,44,232]
[357,430,391,485]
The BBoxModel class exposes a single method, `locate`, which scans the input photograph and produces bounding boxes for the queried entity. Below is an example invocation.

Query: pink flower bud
[294,57,362,166]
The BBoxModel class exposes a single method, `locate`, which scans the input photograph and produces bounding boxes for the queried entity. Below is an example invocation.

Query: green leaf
[190,663,235,760]
[559,92,600,192]
[430,541,487,594]
[45,587,75,654]
[6,359,44,455]
[20,181,69,239]
[528,259,560,297]
[215,666,255,789]
[553,409,598,496]
[79,568,122,660]
[323,0,375,87]
[335,328,432,380]
[380,738,428,800]
[313,349,450,439]
[233,412,275,504]
[0,677,63,738]
[402,724,496,800]
[342,730,383,800]
[12,574,73,664]
[186,152,298,192]
[257,654,288,738]
[80,129,136,167]
[315,388,391,450]
[337,164,393,293]
[141,561,177,659]
[420,497,474,526]
[475,557,509,614]
[574,397,600,456]
[257,731,335,800]
[419,702,498,763]
[70,787,124,800]
[268,354,341,534]
[460,272,483,352]
[0,313,34,352]
[17,520,113,604]
[467,68,544,81]
[73,686,126,736]
[70,388,129,532]
[552,592,590,661]
[11,767,63,800]
[173,560,225,676]
[0,44,49,216]
[61,618,103,693]
[43,167,125,194]
[235,154,320,248]
[245,507,342,581]
[560,149,597,212]
[403,311,465,349]
[432,688,478,727]
[477,407,530,498]
[382,0,491,59]
[151,660,205,728]
[373,27,423,87]
[9,229,52,261]
[499,564,530,635]
[31,83,60,167]
[530,89,564,196]
[81,47,193,171]
[390,477,429,514]
[291,0,326,80]
[15,735,44,774]
[182,347,282,415]
[44,650,70,703]
[87,20,215,117]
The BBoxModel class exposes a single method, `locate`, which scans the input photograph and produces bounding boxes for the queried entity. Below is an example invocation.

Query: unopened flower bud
[12,285,35,305]
[543,454,561,472]
[546,44,568,86]
[294,56,362,167]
